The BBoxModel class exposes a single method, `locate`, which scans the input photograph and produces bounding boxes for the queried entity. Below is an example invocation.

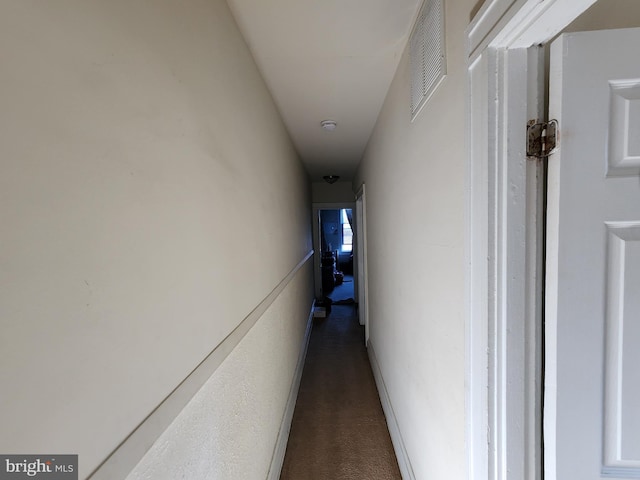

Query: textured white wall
[0,1,312,478]
[354,0,474,478]
[126,263,313,480]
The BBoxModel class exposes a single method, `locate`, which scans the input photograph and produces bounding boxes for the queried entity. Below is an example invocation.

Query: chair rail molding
[89,251,314,480]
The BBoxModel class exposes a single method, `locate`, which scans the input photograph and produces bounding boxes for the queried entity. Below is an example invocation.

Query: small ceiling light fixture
[320,120,337,131]
[323,175,340,184]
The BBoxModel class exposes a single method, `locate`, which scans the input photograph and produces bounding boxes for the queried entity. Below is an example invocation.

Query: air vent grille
[409,0,446,120]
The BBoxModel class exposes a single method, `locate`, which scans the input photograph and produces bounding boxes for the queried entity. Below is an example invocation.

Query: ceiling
[226,0,422,181]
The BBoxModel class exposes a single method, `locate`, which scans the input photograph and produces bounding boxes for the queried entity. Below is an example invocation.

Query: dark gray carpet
[280,305,402,480]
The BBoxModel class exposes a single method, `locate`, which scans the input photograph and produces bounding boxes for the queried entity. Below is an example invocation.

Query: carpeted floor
[280,305,402,480]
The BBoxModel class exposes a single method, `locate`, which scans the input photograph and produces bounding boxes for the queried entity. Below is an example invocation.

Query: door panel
[546,27,640,480]
[605,223,640,469]
[608,81,640,176]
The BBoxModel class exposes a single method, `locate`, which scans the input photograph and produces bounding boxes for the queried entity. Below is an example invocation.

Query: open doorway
[311,202,358,314]
[318,208,355,303]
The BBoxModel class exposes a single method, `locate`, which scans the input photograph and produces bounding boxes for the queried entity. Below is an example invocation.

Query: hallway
[2,1,470,478]
[280,305,401,479]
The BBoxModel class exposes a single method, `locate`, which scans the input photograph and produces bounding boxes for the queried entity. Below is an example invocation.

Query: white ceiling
[226,0,422,181]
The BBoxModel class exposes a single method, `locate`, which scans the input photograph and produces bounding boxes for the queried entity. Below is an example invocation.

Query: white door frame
[465,1,598,479]
[355,184,369,343]
[312,202,356,300]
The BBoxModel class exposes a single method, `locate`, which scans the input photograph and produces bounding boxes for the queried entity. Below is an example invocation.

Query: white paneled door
[545,28,640,480]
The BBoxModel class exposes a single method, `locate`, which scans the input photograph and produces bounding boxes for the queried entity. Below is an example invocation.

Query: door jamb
[465,1,597,479]
[355,184,369,344]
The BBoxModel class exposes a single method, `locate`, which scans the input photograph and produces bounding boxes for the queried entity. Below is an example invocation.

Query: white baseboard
[368,341,416,480]
[267,302,315,480]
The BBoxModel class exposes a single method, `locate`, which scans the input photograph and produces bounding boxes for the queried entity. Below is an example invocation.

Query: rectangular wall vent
[409,0,446,120]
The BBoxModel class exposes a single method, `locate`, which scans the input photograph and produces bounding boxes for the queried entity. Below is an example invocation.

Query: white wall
[126,262,313,480]
[0,1,313,478]
[311,181,356,203]
[563,0,640,32]
[354,0,473,478]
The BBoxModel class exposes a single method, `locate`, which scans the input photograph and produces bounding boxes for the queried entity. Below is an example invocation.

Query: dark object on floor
[314,297,332,317]
[334,271,344,285]
[280,305,402,479]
